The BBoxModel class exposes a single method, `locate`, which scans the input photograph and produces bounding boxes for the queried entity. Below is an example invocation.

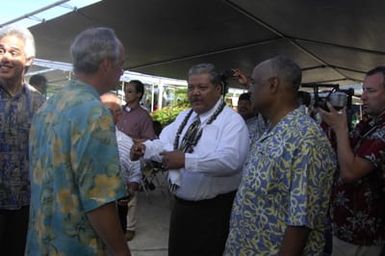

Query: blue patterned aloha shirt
[0,83,43,209]
[225,107,336,256]
[246,114,267,142]
[26,80,127,255]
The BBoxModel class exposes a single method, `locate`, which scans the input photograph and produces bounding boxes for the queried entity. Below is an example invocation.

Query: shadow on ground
[128,185,173,256]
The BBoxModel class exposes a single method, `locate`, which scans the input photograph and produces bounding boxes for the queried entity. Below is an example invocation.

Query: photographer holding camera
[319,67,385,256]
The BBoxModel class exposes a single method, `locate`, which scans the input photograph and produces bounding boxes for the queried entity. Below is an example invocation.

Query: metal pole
[0,0,70,28]
[151,83,155,112]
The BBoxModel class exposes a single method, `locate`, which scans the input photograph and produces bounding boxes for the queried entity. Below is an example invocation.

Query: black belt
[174,190,236,206]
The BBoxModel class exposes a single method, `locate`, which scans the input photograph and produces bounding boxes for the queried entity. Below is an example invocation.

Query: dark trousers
[168,190,236,256]
[118,203,128,233]
[0,205,29,256]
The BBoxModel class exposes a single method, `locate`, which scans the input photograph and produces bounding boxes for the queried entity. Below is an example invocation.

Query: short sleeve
[70,104,126,212]
[286,136,335,229]
[356,136,385,171]
[141,112,156,140]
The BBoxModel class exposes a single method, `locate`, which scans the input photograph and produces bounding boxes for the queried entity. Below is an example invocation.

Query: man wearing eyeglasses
[118,80,156,140]
[117,80,156,241]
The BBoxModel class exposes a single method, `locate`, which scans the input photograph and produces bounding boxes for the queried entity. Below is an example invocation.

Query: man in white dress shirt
[100,93,141,238]
[132,63,249,256]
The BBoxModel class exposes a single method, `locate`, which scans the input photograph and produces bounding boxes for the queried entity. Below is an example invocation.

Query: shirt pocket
[257,140,290,195]
[193,125,219,153]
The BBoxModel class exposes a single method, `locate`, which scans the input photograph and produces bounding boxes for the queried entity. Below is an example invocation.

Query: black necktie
[179,118,201,153]
[168,118,201,192]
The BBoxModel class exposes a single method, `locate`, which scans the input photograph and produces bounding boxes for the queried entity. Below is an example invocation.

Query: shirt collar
[193,98,223,124]
[0,82,28,98]
[246,115,258,124]
[70,79,100,99]
[258,106,304,142]
[367,111,385,127]
[124,104,136,112]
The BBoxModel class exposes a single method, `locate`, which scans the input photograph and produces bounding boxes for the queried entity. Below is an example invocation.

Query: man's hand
[318,103,348,134]
[133,138,145,144]
[160,150,185,170]
[118,182,139,205]
[279,225,309,256]
[130,143,146,161]
[232,68,250,88]
[319,102,374,182]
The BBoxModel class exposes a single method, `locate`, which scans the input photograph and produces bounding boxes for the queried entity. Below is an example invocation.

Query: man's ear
[267,76,280,94]
[25,57,34,67]
[215,83,222,94]
[99,58,112,72]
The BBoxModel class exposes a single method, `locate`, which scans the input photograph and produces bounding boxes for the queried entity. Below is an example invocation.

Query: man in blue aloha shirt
[26,28,131,255]
[225,56,336,255]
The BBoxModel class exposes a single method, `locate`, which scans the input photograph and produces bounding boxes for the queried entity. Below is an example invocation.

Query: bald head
[252,56,302,92]
[100,93,122,124]
[249,56,302,121]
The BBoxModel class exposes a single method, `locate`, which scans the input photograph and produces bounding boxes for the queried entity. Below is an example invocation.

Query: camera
[301,83,353,112]
[315,91,348,111]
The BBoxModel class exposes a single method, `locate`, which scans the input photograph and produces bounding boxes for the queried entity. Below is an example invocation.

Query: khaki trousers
[126,193,137,231]
[332,236,384,256]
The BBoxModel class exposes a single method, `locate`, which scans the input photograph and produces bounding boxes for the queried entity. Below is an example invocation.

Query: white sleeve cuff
[143,140,158,160]
[184,153,198,171]
[128,176,142,183]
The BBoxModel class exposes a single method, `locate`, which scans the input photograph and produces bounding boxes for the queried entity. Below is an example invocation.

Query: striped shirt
[116,128,141,183]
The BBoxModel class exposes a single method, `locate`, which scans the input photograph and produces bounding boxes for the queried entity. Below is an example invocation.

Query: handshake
[130,140,146,161]
[130,139,186,170]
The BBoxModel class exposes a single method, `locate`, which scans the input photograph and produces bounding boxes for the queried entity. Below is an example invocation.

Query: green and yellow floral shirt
[26,80,126,255]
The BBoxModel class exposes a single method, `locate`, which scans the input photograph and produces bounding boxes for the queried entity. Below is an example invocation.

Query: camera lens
[329,92,347,110]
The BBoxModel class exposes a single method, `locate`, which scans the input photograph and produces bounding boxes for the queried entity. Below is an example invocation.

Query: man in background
[237,92,267,140]
[29,74,47,98]
[100,92,141,239]
[117,79,156,240]
[118,80,156,140]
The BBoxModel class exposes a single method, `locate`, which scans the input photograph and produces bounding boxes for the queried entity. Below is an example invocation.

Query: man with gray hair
[224,56,336,255]
[0,25,44,255]
[131,63,249,256]
[26,27,131,255]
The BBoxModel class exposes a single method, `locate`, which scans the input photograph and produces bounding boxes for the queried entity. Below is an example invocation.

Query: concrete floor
[128,180,173,256]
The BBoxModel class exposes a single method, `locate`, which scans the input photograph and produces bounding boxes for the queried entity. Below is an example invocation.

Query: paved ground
[128,175,172,256]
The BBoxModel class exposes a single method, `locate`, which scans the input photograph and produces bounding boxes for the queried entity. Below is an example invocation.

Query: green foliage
[151,100,190,127]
